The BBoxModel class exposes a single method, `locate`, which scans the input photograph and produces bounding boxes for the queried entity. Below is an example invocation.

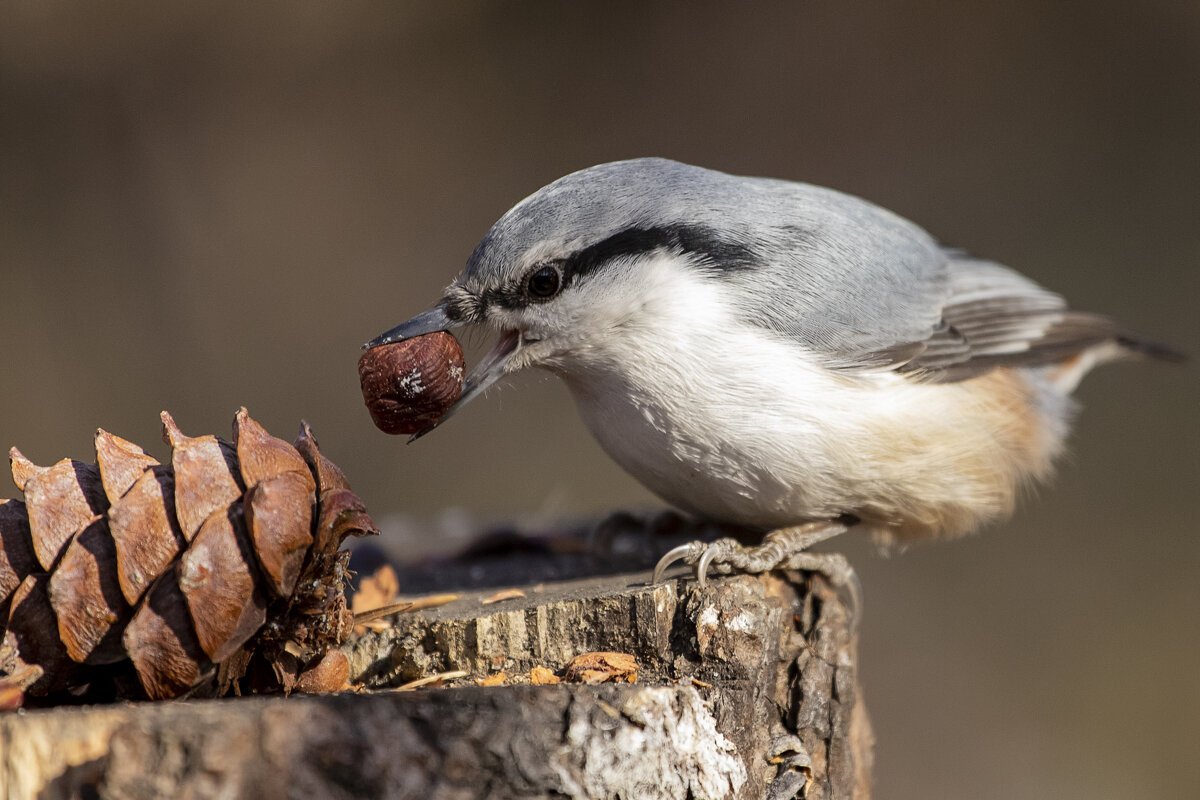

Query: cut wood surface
[2,544,871,800]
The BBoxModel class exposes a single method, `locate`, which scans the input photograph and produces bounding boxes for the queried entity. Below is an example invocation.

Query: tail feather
[1046,330,1185,393]
[1114,333,1188,364]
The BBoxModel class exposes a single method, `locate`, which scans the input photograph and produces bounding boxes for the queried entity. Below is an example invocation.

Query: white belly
[556,322,1062,539]
[532,255,1064,541]
[560,334,864,528]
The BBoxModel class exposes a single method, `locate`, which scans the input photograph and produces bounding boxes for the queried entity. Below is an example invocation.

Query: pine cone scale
[95,429,159,503]
[244,472,315,597]
[178,506,268,664]
[234,408,317,494]
[12,454,108,570]
[123,569,209,700]
[0,500,36,612]
[161,411,243,542]
[107,466,183,606]
[4,574,79,694]
[48,516,131,664]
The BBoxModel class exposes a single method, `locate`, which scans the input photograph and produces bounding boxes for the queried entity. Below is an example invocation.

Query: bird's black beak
[364,304,522,441]
[363,306,455,348]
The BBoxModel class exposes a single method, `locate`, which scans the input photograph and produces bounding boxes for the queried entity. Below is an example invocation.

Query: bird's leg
[653,518,861,625]
[653,519,849,584]
[656,516,852,582]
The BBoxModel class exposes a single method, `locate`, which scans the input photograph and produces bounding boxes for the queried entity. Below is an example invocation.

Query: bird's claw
[696,545,719,588]
[651,538,742,587]
[652,541,703,584]
[650,522,858,613]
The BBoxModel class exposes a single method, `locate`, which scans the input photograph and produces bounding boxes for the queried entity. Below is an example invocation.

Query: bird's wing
[733,189,1120,381]
[725,179,954,362]
[811,254,1122,381]
[882,256,1123,381]
[700,175,1127,382]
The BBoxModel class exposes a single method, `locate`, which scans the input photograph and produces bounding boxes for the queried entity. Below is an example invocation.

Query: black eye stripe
[480,223,761,311]
[562,224,760,283]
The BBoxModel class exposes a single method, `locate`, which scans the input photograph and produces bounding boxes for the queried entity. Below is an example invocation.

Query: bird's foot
[652,519,849,586]
[652,519,860,620]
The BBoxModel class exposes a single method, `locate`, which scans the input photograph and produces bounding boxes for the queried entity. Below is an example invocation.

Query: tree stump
[1,539,871,799]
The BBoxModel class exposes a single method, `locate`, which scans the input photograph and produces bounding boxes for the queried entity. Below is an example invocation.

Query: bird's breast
[554,324,1067,538]
[556,324,859,527]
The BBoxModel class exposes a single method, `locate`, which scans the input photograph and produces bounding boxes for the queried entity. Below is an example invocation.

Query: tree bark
[2,558,870,799]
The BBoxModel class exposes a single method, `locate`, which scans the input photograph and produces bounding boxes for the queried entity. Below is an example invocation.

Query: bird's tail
[1045,329,1185,393]
[1114,332,1188,364]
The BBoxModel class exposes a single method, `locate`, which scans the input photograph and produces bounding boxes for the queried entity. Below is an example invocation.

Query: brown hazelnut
[358,332,465,435]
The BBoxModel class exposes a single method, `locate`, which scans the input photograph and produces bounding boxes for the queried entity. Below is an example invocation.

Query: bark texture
[1,562,870,799]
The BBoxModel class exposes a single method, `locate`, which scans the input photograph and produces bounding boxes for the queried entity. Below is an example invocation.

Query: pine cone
[0,409,378,706]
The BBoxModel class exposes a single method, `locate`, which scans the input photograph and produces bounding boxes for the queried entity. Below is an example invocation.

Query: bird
[366,158,1182,587]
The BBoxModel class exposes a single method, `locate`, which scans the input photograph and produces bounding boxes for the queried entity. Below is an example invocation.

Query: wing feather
[895,259,1120,380]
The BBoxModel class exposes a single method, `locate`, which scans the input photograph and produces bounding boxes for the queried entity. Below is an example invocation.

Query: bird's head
[366,158,764,435]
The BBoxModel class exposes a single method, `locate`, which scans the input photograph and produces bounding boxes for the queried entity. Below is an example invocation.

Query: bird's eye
[526,264,562,300]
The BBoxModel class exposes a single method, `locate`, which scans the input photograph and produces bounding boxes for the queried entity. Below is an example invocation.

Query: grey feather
[458,158,1152,380]
[859,257,1126,381]
[463,158,949,352]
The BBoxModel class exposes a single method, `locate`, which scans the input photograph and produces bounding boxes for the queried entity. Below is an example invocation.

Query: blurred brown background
[2,2,1197,797]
